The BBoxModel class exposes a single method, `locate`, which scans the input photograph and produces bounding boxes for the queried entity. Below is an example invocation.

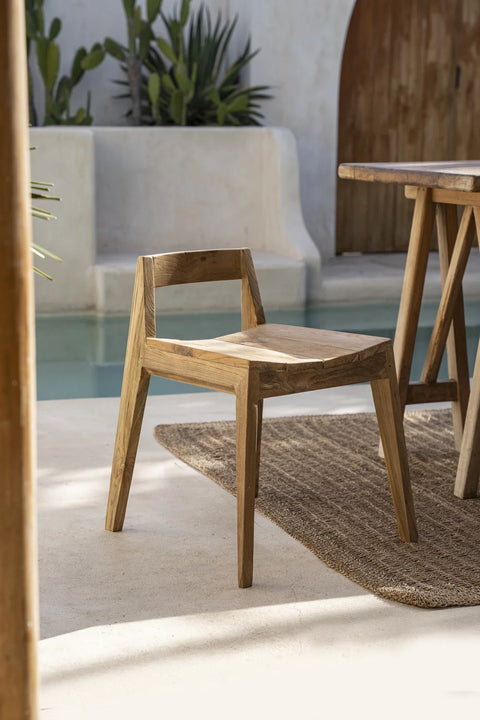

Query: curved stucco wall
[29,0,357,260]
[30,126,320,313]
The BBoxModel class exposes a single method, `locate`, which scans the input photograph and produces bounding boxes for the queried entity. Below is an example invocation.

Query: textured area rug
[154,410,480,607]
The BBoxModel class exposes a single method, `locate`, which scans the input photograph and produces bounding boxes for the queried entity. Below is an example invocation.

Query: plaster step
[94,251,306,315]
[318,250,480,304]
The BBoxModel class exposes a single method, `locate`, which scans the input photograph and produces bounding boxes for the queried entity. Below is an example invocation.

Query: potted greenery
[29,1,320,315]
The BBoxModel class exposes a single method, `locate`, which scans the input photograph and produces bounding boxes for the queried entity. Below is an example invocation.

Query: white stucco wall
[246,0,356,260]
[31,125,320,313]
[30,0,357,259]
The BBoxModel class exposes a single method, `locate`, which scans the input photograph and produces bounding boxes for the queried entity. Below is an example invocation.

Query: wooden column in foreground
[0,1,39,718]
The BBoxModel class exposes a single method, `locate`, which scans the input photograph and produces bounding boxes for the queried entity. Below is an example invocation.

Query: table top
[338,161,480,192]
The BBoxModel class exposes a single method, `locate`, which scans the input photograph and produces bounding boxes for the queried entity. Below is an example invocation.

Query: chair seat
[151,324,391,370]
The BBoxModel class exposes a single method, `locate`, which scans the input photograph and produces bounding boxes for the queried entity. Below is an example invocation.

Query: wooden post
[0,1,39,719]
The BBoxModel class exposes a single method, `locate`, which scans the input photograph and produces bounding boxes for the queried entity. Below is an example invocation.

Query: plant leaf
[105,37,127,62]
[71,47,87,85]
[180,0,191,27]
[25,11,37,39]
[82,45,105,70]
[225,94,249,113]
[162,73,176,94]
[217,102,227,125]
[37,5,44,37]
[55,76,70,109]
[148,72,160,105]
[33,266,53,281]
[45,41,60,91]
[74,107,86,123]
[122,0,136,18]
[174,62,192,94]
[134,6,142,36]
[32,243,63,263]
[170,90,185,124]
[35,37,49,84]
[138,22,153,62]
[31,206,57,220]
[49,17,61,41]
[157,37,177,64]
[147,0,162,23]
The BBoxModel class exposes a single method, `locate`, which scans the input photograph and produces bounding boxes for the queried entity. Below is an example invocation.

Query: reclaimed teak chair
[106,248,418,587]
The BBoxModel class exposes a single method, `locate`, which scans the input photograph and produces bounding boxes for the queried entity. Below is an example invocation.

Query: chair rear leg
[370,359,418,543]
[236,377,259,587]
[106,365,150,532]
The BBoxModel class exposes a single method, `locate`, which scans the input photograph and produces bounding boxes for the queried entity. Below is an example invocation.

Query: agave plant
[146,3,271,126]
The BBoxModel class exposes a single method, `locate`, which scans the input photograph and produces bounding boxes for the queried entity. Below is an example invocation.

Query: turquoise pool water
[36,301,480,400]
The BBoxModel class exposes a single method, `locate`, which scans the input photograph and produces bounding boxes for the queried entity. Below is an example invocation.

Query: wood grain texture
[153,248,244,287]
[337,0,480,253]
[405,185,480,206]
[421,205,475,384]
[107,250,418,589]
[339,161,480,192]
[434,203,470,450]
[392,188,435,408]
[406,380,458,405]
[0,2,39,718]
[455,209,480,496]
[241,249,265,329]
[106,258,154,531]
[236,373,260,587]
[370,349,418,542]
[455,341,480,498]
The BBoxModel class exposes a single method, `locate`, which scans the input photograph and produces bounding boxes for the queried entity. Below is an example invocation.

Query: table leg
[455,338,480,498]
[434,204,470,451]
[454,207,480,497]
[421,205,474,386]
[393,187,435,409]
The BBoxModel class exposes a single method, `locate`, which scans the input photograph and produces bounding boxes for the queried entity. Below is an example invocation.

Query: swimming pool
[36,300,480,400]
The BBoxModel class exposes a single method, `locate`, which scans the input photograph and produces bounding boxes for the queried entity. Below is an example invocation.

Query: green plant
[148,2,271,126]
[25,0,104,126]
[106,0,271,126]
[104,0,164,125]
[30,149,61,280]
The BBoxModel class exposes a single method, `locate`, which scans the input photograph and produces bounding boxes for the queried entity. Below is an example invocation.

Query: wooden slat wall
[454,1,480,159]
[337,0,480,253]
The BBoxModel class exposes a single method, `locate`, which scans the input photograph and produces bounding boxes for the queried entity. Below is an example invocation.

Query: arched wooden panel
[337,0,480,253]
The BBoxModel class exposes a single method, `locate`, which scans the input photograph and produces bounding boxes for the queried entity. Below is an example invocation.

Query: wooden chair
[106,248,418,588]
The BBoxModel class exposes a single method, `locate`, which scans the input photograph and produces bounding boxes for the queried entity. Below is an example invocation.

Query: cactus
[104,0,164,125]
[25,0,104,126]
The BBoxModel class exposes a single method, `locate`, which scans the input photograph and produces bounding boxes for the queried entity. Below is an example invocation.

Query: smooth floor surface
[38,389,480,718]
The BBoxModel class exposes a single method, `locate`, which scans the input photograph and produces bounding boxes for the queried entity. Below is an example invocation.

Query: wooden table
[338,161,480,498]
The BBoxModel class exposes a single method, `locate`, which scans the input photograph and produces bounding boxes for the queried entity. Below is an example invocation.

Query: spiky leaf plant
[30,149,61,280]
[147,3,271,126]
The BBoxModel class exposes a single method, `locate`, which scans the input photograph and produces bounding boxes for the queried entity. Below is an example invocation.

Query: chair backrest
[144,248,265,332]
[152,248,243,287]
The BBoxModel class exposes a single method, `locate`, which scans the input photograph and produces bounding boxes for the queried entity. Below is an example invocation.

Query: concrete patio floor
[38,388,480,718]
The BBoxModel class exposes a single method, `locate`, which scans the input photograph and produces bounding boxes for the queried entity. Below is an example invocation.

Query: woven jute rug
[154,409,480,608]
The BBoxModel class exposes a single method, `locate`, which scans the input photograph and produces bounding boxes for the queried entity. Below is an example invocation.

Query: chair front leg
[236,374,260,588]
[106,362,150,532]
[255,399,263,498]
[370,352,418,543]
